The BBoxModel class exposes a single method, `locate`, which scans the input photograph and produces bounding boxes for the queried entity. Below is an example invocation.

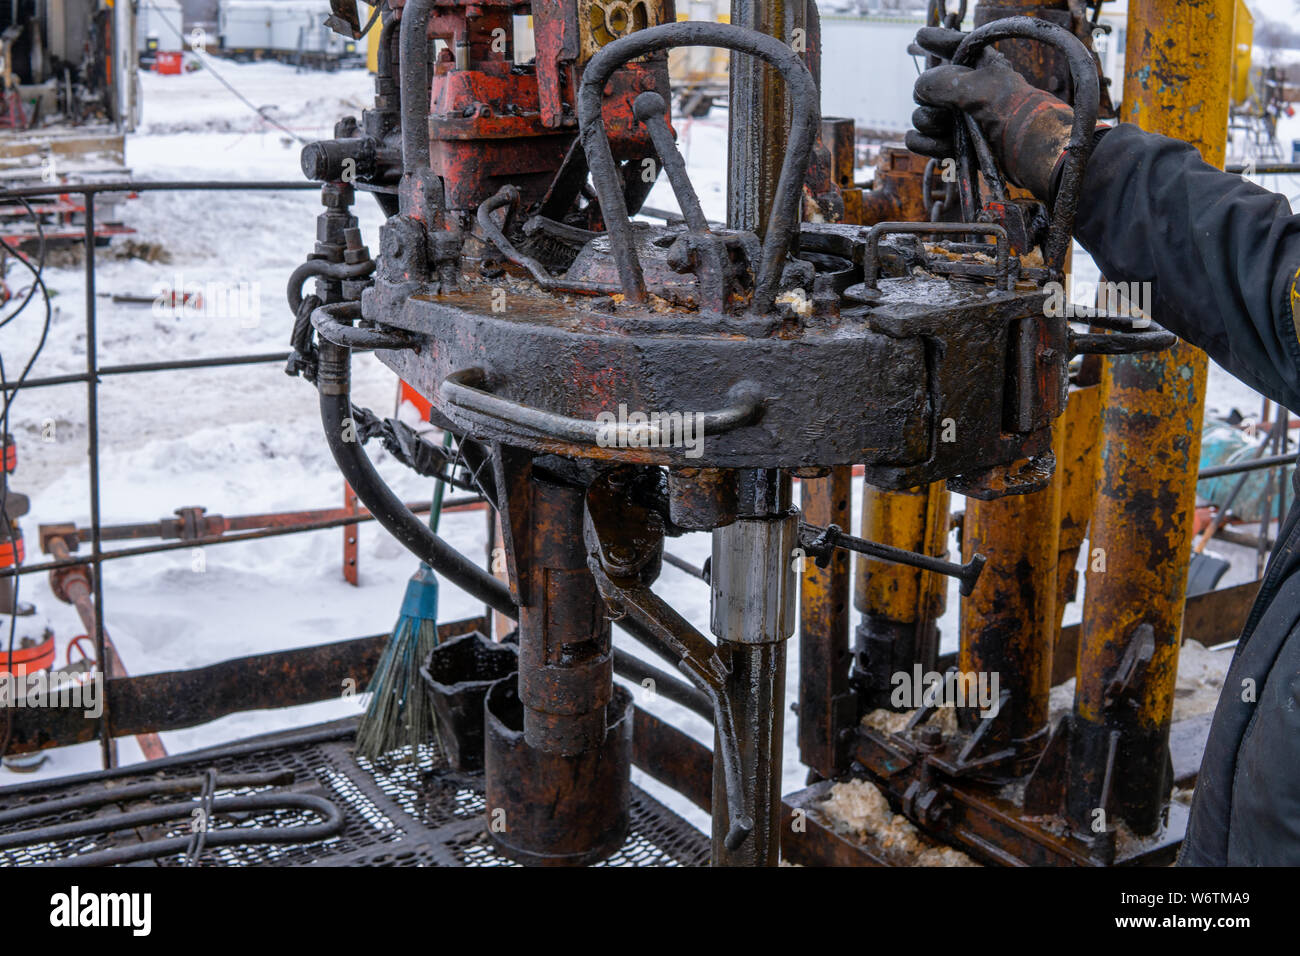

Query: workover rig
[278,0,1199,867]
[0,0,1241,868]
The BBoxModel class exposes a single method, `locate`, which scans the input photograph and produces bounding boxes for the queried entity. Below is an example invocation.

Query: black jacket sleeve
[1070,123,1300,412]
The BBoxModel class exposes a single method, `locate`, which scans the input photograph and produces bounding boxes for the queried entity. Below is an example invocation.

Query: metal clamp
[861,221,1013,295]
[439,368,764,446]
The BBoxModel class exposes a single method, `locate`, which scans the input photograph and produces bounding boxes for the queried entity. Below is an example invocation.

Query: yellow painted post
[1068,0,1234,836]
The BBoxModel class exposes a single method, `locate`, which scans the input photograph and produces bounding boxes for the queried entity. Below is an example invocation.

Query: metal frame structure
[0,178,402,768]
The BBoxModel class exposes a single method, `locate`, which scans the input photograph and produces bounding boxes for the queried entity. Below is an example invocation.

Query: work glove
[906,27,1074,202]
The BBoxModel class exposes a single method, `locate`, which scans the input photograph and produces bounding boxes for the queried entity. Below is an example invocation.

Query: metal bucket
[419,631,518,771]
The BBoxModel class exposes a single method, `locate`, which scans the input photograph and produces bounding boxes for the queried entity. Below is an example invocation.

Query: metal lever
[798,520,986,596]
[632,91,711,235]
[584,528,755,849]
[582,477,756,851]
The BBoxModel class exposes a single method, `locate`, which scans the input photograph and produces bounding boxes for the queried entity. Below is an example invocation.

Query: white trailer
[218,0,359,66]
[819,13,931,136]
[138,0,186,56]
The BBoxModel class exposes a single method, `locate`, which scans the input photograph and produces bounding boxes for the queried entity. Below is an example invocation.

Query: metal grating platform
[0,718,710,867]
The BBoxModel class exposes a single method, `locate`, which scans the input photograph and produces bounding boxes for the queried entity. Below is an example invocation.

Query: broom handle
[428,430,456,537]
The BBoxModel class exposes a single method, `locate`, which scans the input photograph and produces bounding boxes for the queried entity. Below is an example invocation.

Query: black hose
[399,0,434,174]
[42,794,345,867]
[287,259,376,314]
[612,648,713,722]
[316,339,517,620]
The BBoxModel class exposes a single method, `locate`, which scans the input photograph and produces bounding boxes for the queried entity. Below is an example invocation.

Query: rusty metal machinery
[791,3,1211,869]
[287,0,1183,867]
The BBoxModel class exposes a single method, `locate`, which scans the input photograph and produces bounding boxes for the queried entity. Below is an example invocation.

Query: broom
[355,431,454,761]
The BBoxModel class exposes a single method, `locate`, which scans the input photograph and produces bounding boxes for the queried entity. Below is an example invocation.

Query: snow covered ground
[1,55,1297,837]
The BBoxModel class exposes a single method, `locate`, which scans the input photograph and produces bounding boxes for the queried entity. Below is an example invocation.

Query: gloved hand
[906,27,1074,202]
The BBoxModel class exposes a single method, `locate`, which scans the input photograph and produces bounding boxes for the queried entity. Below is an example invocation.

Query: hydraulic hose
[316,337,517,620]
[399,0,434,174]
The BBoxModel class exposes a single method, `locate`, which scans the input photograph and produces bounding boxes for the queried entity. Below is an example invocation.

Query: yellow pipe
[1068,0,1233,835]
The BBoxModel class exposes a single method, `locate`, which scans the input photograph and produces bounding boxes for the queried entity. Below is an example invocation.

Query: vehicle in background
[0,0,136,248]
[137,0,186,71]
[217,0,364,71]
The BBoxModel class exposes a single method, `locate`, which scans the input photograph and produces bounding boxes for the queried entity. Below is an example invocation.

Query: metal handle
[1069,325,1177,356]
[440,368,763,446]
[576,21,820,314]
[950,17,1100,277]
[311,300,423,351]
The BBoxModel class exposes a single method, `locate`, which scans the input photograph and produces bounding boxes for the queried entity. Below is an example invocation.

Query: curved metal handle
[576,21,820,314]
[311,300,423,351]
[951,17,1100,277]
[440,368,763,446]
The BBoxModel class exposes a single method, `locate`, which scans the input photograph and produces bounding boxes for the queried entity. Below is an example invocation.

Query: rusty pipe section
[1066,0,1233,836]
[46,539,168,761]
[484,473,631,865]
[727,0,808,237]
[398,0,434,174]
[959,419,1065,769]
[798,468,854,779]
[516,477,613,754]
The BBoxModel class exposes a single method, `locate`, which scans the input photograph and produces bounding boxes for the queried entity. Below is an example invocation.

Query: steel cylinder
[959,418,1066,767]
[484,680,633,866]
[727,0,806,236]
[709,469,795,866]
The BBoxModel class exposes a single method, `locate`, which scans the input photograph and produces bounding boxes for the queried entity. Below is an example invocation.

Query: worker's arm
[908,27,1300,412]
[1073,124,1300,412]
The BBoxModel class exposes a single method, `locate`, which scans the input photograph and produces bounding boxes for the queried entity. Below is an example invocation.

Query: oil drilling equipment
[0,0,1265,869]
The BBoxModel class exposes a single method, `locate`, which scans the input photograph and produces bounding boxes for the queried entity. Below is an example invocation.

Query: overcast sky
[1249,0,1295,23]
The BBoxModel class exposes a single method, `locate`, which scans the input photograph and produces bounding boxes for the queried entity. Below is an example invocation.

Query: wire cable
[0,199,55,762]
[145,0,310,144]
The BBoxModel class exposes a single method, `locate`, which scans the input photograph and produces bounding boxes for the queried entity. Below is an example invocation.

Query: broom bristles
[355,613,441,761]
